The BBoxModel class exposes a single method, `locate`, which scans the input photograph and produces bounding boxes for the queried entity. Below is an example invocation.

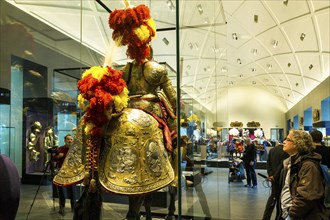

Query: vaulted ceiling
[5,0,330,112]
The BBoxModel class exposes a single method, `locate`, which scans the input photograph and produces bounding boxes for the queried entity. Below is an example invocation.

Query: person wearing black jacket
[242,138,258,188]
[262,143,289,220]
[310,130,330,168]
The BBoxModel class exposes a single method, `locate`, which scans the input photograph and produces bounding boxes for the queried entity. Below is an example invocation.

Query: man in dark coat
[53,134,75,215]
[242,138,257,188]
[310,130,330,168]
[262,143,289,220]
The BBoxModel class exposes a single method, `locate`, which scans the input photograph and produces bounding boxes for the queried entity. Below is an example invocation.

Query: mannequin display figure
[27,121,42,162]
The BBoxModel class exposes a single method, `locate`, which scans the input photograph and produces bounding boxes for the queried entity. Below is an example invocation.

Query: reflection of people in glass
[52,134,75,216]
[180,136,211,220]
[27,121,42,161]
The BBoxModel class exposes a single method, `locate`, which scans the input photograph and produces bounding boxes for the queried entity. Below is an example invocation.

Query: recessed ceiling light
[212,46,220,53]
[252,81,256,85]
[309,64,313,70]
[267,64,272,70]
[296,83,299,86]
[229,81,233,85]
[288,63,291,67]
[272,40,278,48]
[283,0,289,6]
[287,94,290,97]
[162,37,169,45]
[194,43,199,50]
[232,33,238,40]
[300,33,306,41]
[252,49,257,55]
[254,15,258,23]
[252,68,256,72]
[239,74,243,78]
[237,58,241,64]
[188,42,193,49]
[204,17,210,24]
[166,0,175,11]
[221,67,228,72]
[197,4,203,15]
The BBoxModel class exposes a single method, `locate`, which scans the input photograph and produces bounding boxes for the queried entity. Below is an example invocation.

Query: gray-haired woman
[277,129,329,220]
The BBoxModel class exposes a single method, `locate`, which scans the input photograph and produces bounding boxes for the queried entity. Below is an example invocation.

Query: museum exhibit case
[1,0,329,219]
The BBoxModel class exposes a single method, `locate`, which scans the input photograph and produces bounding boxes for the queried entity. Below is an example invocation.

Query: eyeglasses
[285,138,294,142]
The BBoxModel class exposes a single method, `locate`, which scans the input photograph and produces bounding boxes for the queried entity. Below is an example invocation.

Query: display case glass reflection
[0,127,15,156]
[57,113,77,146]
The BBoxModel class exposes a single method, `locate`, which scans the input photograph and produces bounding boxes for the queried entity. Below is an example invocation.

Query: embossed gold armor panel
[99,108,174,195]
[53,119,86,186]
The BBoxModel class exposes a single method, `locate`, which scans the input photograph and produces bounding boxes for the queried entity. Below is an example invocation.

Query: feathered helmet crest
[109,1,156,63]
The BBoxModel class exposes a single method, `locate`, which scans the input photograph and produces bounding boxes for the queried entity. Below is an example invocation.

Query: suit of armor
[122,60,176,119]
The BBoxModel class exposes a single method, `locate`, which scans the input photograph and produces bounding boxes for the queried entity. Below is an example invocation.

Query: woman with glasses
[277,129,329,220]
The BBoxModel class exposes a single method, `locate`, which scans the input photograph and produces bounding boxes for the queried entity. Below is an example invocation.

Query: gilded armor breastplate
[99,108,174,194]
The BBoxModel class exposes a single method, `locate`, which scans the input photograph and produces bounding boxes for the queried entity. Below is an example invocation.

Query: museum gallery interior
[0,0,329,219]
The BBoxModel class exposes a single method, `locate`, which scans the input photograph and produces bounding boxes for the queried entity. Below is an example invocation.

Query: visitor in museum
[310,129,330,168]
[241,138,257,188]
[262,143,288,220]
[278,129,329,220]
[52,134,75,216]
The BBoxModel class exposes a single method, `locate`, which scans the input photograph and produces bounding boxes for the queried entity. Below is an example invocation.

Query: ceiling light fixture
[252,68,256,72]
[188,42,193,49]
[254,15,258,23]
[237,58,241,64]
[197,4,203,15]
[288,63,291,67]
[267,64,272,70]
[252,49,258,55]
[239,74,243,78]
[283,0,289,6]
[252,81,256,85]
[194,43,199,50]
[296,83,299,86]
[162,37,169,45]
[232,33,238,40]
[166,0,175,11]
[309,64,313,70]
[229,81,233,85]
[204,17,209,24]
[212,46,220,53]
[272,40,279,48]
[221,67,228,72]
[300,33,306,41]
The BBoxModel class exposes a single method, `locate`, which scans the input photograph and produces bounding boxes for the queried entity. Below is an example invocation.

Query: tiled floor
[16,166,275,220]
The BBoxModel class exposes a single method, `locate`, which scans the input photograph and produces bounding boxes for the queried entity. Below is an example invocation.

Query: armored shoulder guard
[143,61,168,86]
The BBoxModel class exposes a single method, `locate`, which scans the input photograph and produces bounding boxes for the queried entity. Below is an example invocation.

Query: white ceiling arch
[5,0,329,112]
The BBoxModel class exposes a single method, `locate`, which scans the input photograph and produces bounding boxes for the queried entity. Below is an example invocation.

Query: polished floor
[16,166,275,220]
